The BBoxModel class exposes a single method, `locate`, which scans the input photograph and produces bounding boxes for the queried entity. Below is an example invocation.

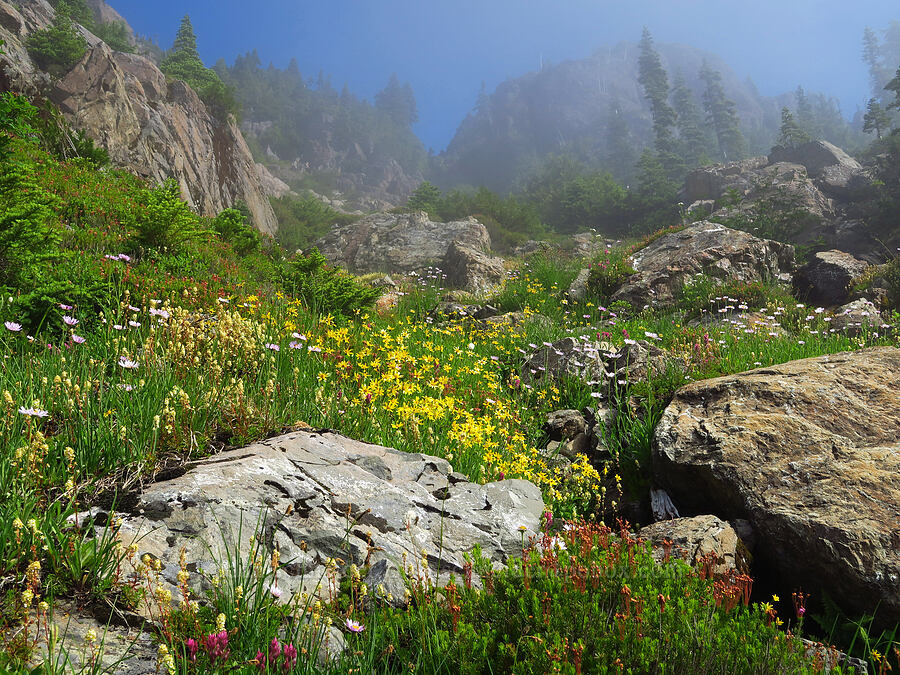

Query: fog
[110,0,898,151]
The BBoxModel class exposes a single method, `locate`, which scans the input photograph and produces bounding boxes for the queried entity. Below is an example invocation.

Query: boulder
[681,156,769,203]
[255,163,292,198]
[441,241,506,294]
[653,348,900,625]
[794,250,870,305]
[544,410,587,441]
[610,222,794,309]
[314,212,491,275]
[118,431,544,609]
[639,515,743,575]
[829,298,885,336]
[769,140,862,180]
[566,269,591,302]
[521,336,614,386]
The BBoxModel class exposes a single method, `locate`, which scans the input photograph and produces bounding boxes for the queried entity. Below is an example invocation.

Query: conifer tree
[604,102,637,183]
[699,61,747,161]
[375,74,418,128]
[863,98,890,139]
[886,67,900,111]
[637,29,681,177]
[776,108,811,148]
[671,74,711,168]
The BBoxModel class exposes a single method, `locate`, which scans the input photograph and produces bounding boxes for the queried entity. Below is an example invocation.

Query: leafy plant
[26,2,88,76]
[213,207,261,256]
[281,248,381,316]
[130,179,208,255]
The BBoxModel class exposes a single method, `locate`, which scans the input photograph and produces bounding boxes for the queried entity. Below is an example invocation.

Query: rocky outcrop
[611,222,794,308]
[0,1,278,235]
[768,141,869,197]
[794,250,870,305]
[314,211,492,275]
[830,298,886,336]
[653,347,900,625]
[118,430,544,608]
[441,240,506,294]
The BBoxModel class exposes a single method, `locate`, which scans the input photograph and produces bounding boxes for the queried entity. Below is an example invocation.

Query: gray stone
[829,298,885,336]
[653,348,900,625]
[639,515,743,575]
[794,250,870,305]
[611,223,794,309]
[118,431,544,613]
[545,409,587,441]
[442,241,506,295]
[566,269,591,302]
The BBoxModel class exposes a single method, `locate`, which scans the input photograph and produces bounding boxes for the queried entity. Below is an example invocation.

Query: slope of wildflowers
[2,89,898,672]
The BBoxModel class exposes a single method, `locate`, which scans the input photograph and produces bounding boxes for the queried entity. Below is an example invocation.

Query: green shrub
[130,179,207,255]
[25,3,88,76]
[213,207,260,256]
[281,247,380,316]
[272,194,357,252]
[92,20,134,53]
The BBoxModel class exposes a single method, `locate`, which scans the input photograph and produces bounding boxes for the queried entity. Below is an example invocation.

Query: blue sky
[108,0,898,151]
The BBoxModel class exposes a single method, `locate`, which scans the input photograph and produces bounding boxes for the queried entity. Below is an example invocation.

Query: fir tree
[671,74,711,168]
[699,61,747,161]
[863,98,890,139]
[794,86,819,139]
[604,101,637,183]
[25,2,88,76]
[887,67,900,111]
[637,29,681,177]
[375,74,418,128]
[776,108,811,148]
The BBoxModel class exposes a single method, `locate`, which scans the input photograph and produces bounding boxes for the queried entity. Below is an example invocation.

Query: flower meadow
[2,91,899,673]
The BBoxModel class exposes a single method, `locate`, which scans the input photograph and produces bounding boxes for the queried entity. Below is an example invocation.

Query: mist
[110,0,897,151]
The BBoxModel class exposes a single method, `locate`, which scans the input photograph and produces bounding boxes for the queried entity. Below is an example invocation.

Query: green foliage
[130,179,207,255]
[776,107,812,149]
[32,102,109,167]
[93,20,134,53]
[25,2,88,76]
[887,66,900,111]
[271,194,357,252]
[405,181,442,214]
[160,15,239,118]
[374,72,418,127]
[47,0,94,30]
[637,28,681,178]
[700,61,747,162]
[863,98,891,139]
[0,92,38,163]
[281,248,380,316]
[586,249,636,301]
[674,276,796,320]
[213,207,261,256]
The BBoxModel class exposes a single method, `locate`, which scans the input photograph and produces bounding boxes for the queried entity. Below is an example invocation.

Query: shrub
[213,207,260,256]
[25,3,88,76]
[280,247,380,316]
[272,194,357,252]
[93,20,134,53]
[130,179,207,255]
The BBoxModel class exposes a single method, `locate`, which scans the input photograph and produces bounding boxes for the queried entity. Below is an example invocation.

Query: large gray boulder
[793,249,870,305]
[653,347,900,625]
[314,211,492,275]
[768,140,872,200]
[610,222,794,309]
[441,240,506,294]
[118,431,544,608]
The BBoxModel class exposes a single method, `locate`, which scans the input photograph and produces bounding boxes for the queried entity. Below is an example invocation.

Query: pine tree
[671,74,711,168]
[887,67,900,111]
[863,98,890,139]
[776,108,811,148]
[375,73,418,128]
[794,86,819,139]
[160,16,236,117]
[637,29,681,177]
[862,27,888,99]
[699,61,747,161]
[604,101,638,183]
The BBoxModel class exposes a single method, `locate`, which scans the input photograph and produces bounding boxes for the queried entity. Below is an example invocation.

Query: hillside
[434,41,863,192]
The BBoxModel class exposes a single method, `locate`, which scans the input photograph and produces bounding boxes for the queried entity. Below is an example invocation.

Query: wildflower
[4,321,22,332]
[291,332,307,340]
[117,356,139,370]
[59,304,73,311]
[282,643,298,670]
[268,638,282,663]
[18,407,49,418]
[113,324,124,331]
[149,308,170,319]
[216,613,226,632]
[345,618,365,633]
[62,316,79,326]
[72,335,85,344]
[186,638,198,662]
[265,343,281,352]
[269,583,283,599]
[85,628,97,645]
[128,320,141,328]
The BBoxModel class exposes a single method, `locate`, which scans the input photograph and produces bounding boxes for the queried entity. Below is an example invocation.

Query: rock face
[314,211,492,276]
[653,347,900,624]
[118,431,544,607]
[611,222,794,308]
[441,241,506,295]
[794,250,870,305]
[0,1,278,235]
